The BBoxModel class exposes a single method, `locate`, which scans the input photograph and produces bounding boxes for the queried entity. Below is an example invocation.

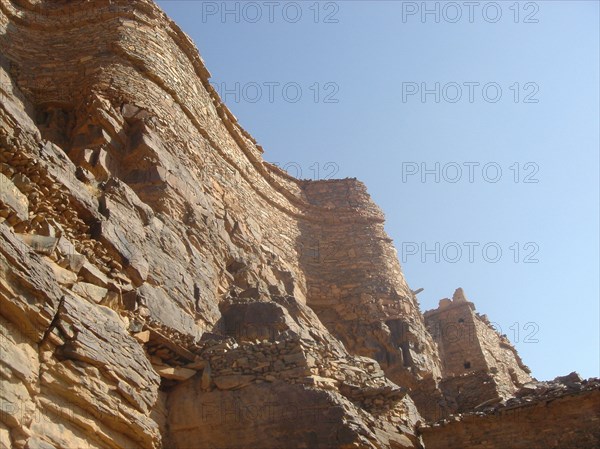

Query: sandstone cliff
[0,1,598,448]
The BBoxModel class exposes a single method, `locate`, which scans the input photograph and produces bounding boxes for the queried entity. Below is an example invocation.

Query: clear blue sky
[157,1,599,381]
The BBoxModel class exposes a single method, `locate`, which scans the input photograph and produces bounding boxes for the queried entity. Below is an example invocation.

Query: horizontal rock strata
[0,1,597,448]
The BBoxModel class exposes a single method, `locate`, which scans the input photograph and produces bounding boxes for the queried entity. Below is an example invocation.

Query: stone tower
[424,288,532,414]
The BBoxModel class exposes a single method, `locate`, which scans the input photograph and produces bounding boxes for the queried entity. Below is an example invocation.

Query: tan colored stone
[0,173,28,221]
[133,330,151,343]
[44,257,77,286]
[79,261,109,288]
[17,233,58,255]
[0,2,594,449]
[213,374,255,390]
[71,282,109,304]
[154,366,197,381]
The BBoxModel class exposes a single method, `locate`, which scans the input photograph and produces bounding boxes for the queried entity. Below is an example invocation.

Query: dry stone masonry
[423,288,532,414]
[0,1,598,448]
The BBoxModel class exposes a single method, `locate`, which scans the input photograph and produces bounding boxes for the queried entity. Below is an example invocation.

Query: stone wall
[299,180,444,417]
[421,378,600,449]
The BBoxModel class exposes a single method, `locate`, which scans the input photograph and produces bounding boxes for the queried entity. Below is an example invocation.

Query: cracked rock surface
[0,1,598,448]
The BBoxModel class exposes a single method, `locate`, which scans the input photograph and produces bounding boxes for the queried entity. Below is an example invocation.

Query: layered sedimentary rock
[0,1,433,447]
[0,1,598,448]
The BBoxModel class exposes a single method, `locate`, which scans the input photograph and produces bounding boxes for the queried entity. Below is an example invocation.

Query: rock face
[0,1,597,448]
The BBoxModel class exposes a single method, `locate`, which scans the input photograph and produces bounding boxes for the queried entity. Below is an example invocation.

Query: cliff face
[0,1,598,449]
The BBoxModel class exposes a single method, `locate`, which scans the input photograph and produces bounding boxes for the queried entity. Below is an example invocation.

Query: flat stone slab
[0,173,28,221]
